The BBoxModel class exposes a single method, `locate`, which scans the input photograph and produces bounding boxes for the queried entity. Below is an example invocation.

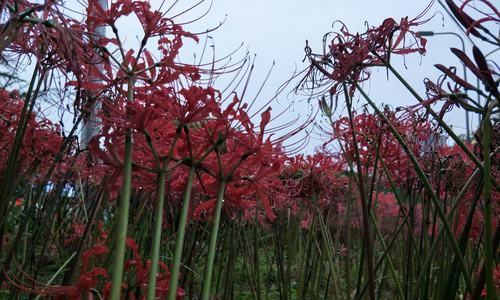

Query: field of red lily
[0,0,498,299]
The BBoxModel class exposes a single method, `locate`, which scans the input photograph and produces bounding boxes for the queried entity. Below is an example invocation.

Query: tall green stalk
[253,224,262,300]
[315,206,341,300]
[167,166,196,300]
[481,104,495,300]
[0,64,41,224]
[146,171,167,300]
[108,77,134,300]
[369,211,404,299]
[201,179,226,300]
[378,57,482,169]
[344,84,376,300]
[355,83,473,292]
[298,217,315,298]
[344,176,353,300]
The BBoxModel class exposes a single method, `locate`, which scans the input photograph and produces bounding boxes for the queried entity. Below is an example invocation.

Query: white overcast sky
[60,0,497,152]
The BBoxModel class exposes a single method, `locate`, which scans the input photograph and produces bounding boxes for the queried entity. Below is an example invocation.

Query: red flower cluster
[302,3,432,96]
[34,236,184,300]
[57,0,291,223]
[0,89,65,182]
[331,109,434,186]
[89,89,286,222]
[278,152,348,229]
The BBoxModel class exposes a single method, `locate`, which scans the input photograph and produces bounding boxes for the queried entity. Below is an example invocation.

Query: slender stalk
[344,84,376,300]
[369,211,405,299]
[481,110,495,300]
[108,77,134,300]
[273,222,287,299]
[222,224,239,299]
[239,229,258,298]
[167,166,196,300]
[472,227,500,299]
[201,179,226,300]
[358,210,411,298]
[62,181,105,285]
[378,57,482,169]
[315,206,341,300]
[0,64,41,224]
[298,217,315,298]
[34,252,77,300]
[344,175,353,300]
[355,83,473,292]
[253,224,262,300]
[146,171,167,300]
[411,228,446,300]
[379,159,420,257]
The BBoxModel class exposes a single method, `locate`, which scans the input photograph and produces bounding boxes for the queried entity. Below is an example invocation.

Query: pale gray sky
[172,0,494,150]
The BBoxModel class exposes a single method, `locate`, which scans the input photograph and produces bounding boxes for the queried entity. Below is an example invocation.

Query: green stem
[379,58,482,169]
[167,166,196,300]
[355,83,473,293]
[146,171,167,300]
[345,175,353,300]
[481,111,495,300]
[298,217,315,299]
[369,211,405,299]
[201,179,226,300]
[344,84,376,300]
[411,228,446,300]
[147,129,181,298]
[0,64,41,223]
[108,77,134,300]
[253,224,262,300]
[34,252,77,300]
[379,159,421,259]
[315,206,341,300]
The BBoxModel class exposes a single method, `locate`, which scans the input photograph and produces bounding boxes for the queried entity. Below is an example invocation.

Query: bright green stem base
[167,166,196,300]
[146,171,167,300]
[109,78,134,300]
[108,128,133,300]
[201,180,226,300]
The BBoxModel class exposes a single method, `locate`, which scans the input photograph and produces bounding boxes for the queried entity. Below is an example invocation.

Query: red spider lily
[0,88,66,182]
[5,244,110,299]
[26,235,184,299]
[86,0,199,41]
[277,152,348,228]
[64,0,201,119]
[191,105,288,222]
[302,4,431,96]
[331,109,433,186]
[35,267,108,300]
[436,143,500,241]
[429,65,481,115]
[373,192,400,230]
[86,85,222,198]
[226,112,289,219]
[284,152,345,204]
[98,238,185,299]
[5,264,106,300]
